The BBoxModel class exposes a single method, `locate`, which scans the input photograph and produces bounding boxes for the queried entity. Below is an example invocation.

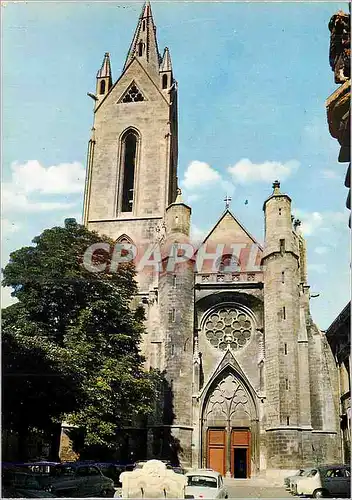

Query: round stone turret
[263,180,297,259]
[165,188,191,237]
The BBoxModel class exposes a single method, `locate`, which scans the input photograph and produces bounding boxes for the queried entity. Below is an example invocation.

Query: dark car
[2,470,56,498]
[294,464,351,498]
[72,462,125,487]
[38,463,115,497]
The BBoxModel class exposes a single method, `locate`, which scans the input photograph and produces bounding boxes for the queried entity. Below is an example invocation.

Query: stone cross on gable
[224,195,232,209]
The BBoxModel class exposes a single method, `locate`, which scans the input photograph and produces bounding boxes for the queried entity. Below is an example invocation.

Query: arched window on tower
[162,74,168,89]
[120,130,138,212]
[99,80,106,95]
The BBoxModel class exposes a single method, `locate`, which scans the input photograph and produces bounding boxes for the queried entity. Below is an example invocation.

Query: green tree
[2,219,158,457]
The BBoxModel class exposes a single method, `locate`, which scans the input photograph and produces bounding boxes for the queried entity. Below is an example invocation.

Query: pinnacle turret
[95,52,112,100]
[160,47,172,72]
[97,52,112,79]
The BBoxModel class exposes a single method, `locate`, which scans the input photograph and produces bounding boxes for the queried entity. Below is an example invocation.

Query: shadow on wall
[66,373,183,465]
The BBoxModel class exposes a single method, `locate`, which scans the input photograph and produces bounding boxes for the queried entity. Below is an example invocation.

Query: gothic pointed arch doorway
[200,369,259,478]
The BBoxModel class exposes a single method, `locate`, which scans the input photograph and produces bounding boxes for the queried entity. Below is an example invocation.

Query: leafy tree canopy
[2,219,159,452]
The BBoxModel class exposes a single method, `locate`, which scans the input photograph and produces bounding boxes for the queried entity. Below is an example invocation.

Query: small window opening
[287,416,290,425]
[142,20,146,31]
[162,74,168,89]
[173,275,177,288]
[285,379,289,390]
[281,271,285,283]
[280,239,285,254]
[279,208,282,215]
[172,308,176,322]
[99,80,106,95]
[284,343,287,355]
[138,41,144,57]
[283,306,286,320]
[171,344,174,355]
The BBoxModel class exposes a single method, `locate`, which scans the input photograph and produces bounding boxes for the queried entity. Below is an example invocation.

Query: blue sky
[2,0,350,329]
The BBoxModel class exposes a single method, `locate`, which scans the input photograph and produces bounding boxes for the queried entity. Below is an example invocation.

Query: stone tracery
[205,372,250,421]
[204,306,253,351]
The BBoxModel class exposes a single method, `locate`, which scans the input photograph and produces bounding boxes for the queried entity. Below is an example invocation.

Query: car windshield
[297,469,305,476]
[187,475,218,488]
[307,469,317,477]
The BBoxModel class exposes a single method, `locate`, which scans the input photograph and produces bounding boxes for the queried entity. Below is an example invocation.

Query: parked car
[37,463,115,497]
[293,464,351,498]
[284,468,305,489]
[69,462,124,487]
[2,470,56,498]
[289,467,316,493]
[185,469,228,499]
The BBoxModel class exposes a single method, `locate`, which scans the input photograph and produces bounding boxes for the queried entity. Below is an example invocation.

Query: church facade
[83,2,341,476]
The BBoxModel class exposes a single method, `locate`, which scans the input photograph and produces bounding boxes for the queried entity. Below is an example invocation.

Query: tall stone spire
[123,1,161,73]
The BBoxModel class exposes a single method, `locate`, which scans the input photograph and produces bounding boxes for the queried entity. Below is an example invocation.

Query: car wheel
[313,489,327,498]
[100,488,113,497]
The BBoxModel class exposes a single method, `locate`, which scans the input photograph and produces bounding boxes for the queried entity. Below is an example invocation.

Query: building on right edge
[325,8,351,466]
[326,9,350,225]
[325,303,351,464]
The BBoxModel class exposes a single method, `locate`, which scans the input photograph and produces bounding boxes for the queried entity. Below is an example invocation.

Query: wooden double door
[207,428,251,478]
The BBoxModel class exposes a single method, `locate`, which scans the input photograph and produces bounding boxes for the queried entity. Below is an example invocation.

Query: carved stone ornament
[204,306,253,351]
[329,10,351,84]
[205,372,249,421]
[120,459,186,499]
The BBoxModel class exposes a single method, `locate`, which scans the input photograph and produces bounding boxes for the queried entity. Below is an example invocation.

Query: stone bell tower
[83,1,178,291]
[157,190,195,465]
[262,180,303,468]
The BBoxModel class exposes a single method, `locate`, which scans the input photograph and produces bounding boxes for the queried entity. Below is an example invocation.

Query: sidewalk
[224,477,285,488]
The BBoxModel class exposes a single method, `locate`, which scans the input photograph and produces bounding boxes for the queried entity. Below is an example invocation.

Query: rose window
[204,307,252,351]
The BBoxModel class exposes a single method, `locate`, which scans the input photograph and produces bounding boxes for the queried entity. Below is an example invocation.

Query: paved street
[225,479,292,498]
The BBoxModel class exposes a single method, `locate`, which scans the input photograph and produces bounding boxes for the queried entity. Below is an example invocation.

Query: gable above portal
[196,210,263,274]
[202,210,261,248]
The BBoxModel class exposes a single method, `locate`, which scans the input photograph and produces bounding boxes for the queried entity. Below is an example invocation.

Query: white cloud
[9,160,85,194]
[184,193,202,203]
[182,160,220,190]
[2,188,76,213]
[190,224,207,244]
[2,219,20,235]
[321,169,341,180]
[1,287,18,309]
[2,160,84,213]
[228,158,299,184]
[298,211,324,236]
[295,209,347,237]
[314,246,329,255]
[308,263,327,274]
[220,179,236,196]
